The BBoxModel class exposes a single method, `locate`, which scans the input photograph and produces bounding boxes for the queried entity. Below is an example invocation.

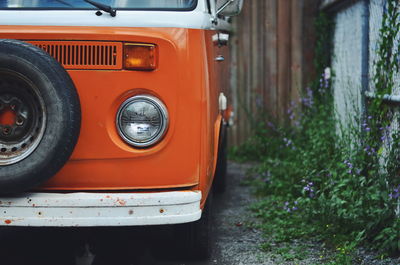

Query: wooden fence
[229,0,319,146]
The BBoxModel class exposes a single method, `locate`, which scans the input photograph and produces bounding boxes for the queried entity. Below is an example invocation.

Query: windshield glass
[0,0,197,10]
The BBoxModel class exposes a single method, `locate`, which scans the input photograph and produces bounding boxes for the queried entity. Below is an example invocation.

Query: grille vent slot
[27,41,123,70]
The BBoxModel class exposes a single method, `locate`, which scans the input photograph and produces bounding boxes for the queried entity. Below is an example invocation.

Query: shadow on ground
[0,225,208,265]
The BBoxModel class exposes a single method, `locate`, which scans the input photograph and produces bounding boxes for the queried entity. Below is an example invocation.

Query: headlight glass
[117,95,168,147]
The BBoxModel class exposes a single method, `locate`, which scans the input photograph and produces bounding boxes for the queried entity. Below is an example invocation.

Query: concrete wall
[329,0,400,130]
[330,0,400,166]
[331,0,368,130]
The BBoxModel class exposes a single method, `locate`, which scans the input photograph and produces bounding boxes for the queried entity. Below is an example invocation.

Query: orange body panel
[0,26,225,204]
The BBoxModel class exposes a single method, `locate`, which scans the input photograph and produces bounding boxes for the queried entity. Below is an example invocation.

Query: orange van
[0,0,242,259]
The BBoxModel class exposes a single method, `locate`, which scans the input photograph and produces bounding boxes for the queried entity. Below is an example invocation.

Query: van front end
[0,26,218,226]
[0,0,243,258]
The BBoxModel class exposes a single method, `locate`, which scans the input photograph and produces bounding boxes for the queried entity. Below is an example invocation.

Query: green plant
[234,2,400,261]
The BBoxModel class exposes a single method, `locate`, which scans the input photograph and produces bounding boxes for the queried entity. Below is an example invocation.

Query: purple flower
[389,185,400,200]
[301,87,314,108]
[344,160,353,169]
[303,181,316,198]
[283,202,296,213]
[283,138,293,147]
[323,73,329,89]
[267,121,275,130]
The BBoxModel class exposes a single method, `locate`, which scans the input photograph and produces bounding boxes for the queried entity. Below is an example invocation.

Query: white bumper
[0,191,202,227]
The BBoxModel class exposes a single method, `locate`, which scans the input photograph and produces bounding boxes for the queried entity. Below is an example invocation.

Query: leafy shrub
[232,5,400,259]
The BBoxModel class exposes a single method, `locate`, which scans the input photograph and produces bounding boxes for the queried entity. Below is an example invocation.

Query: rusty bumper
[0,191,202,227]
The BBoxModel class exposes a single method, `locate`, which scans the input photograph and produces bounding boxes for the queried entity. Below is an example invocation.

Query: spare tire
[0,39,81,193]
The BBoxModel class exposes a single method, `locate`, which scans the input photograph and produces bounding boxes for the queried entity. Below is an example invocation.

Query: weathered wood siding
[229,0,318,146]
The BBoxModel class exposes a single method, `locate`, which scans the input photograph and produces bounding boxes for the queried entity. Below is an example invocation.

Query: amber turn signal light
[124,43,157,71]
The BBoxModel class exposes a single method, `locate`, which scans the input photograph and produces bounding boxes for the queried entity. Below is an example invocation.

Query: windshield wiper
[84,0,116,17]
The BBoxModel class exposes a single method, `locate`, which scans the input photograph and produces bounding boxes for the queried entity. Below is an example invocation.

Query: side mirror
[216,0,243,17]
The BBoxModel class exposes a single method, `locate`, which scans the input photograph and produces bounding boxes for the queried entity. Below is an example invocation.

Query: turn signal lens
[124,43,157,70]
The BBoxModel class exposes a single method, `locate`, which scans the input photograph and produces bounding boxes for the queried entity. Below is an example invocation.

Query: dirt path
[210,162,272,265]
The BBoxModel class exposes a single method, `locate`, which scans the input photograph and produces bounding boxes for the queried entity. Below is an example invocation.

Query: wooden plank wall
[229,0,318,146]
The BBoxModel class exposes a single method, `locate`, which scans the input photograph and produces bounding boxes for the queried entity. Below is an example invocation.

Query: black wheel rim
[0,69,46,166]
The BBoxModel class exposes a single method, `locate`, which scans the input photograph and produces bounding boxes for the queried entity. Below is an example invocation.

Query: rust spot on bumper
[116,199,126,206]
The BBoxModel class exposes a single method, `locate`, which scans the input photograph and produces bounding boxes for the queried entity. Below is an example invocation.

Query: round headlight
[116,95,168,147]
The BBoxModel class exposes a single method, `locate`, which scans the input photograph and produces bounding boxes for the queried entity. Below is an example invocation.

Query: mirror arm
[210,0,218,25]
[216,0,235,15]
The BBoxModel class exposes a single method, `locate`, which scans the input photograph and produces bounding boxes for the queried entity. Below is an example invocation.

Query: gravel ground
[0,162,399,265]
[211,162,273,265]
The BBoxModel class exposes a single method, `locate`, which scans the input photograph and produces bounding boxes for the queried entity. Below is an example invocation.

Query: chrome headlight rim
[116,94,169,148]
